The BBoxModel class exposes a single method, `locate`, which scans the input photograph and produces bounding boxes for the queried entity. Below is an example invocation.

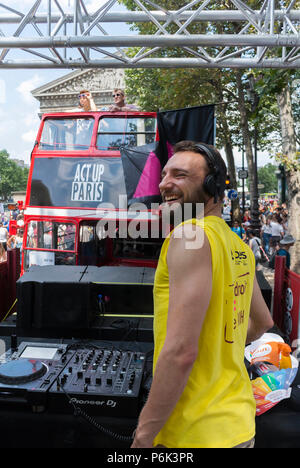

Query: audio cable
[60,384,134,442]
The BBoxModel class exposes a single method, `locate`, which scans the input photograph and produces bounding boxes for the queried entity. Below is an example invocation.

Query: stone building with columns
[31,68,125,114]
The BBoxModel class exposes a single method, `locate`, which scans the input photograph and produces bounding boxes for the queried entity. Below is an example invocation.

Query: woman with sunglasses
[78,90,97,111]
[108,88,139,112]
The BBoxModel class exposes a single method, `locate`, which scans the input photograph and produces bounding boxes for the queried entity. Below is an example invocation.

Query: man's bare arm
[131,225,212,448]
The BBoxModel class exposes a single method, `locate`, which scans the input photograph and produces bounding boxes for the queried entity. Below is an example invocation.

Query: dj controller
[0,341,147,417]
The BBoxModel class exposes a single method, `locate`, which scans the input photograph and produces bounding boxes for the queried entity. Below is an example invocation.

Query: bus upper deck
[22,111,163,272]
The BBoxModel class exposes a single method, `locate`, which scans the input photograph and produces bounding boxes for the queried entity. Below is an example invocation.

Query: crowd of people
[0,207,24,263]
[229,201,295,269]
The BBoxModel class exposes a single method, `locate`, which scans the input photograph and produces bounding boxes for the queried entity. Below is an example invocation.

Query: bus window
[39,118,94,151]
[79,222,107,266]
[96,116,156,150]
[27,220,38,248]
[57,224,76,250]
[24,220,76,269]
[113,236,163,261]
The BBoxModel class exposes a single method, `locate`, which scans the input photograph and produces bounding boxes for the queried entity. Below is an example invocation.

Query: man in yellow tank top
[131,141,274,448]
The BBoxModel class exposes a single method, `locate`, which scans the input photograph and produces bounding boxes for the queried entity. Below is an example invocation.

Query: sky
[0,0,125,165]
[0,0,277,168]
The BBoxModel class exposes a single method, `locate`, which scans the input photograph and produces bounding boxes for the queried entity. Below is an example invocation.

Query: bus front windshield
[39,118,94,151]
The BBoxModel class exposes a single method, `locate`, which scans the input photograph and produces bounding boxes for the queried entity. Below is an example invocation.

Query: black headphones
[194,143,226,203]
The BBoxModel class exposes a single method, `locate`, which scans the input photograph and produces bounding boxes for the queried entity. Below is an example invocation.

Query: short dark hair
[172,140,227,200]
[248,229,260,237]
[173,140,227,176]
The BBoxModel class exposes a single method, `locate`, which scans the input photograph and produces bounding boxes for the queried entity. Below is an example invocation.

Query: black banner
[120,105,215,207]
[157,104,215,166]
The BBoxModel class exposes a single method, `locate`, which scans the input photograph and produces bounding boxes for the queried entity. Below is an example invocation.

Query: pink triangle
[133,151,161,198]
[167,141,174,159]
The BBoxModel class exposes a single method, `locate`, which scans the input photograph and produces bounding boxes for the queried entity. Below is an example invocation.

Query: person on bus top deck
[131,140,274,449]
[108,88,139,112]
[78,90,97,112]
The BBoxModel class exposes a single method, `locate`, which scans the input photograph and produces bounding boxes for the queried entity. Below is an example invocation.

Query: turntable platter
[0,359,47,384]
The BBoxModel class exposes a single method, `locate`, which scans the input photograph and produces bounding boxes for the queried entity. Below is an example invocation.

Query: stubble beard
[161,187,208,227]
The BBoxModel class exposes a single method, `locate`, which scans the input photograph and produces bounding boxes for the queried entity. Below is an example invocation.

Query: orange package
[250,342,292,369]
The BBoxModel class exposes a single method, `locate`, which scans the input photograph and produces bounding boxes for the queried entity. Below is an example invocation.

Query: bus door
[78,217,163,268]
[78,220,109,266]
[23,219,77,270]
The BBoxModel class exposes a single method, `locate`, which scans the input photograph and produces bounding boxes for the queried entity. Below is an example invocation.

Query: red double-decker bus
[22,111,163,274]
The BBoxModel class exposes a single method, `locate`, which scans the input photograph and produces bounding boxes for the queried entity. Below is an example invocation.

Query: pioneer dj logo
[69,398,117,408]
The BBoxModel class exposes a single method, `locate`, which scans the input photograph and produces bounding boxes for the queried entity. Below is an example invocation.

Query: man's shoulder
[168,222,208,259]
[171,221,205,241]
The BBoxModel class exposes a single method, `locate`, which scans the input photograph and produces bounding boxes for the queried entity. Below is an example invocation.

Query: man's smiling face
[159,151,210,220]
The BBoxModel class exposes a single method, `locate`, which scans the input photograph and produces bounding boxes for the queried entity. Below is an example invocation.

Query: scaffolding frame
[0,0,299,69]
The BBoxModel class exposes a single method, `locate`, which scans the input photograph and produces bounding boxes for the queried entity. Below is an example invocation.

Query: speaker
[17,266,95,329]
[16,280,34,328]
[86,266,155,316]
[16,265,155,331]
[33,281,93,329]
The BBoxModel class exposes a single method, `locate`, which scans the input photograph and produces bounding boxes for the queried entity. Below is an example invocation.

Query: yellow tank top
[153,216,256,448]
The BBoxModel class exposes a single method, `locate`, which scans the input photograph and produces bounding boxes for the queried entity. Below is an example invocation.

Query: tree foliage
[257,164,278,193]
[0,150,29,200]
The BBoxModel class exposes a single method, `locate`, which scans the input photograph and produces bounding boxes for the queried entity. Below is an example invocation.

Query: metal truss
[0,0,299,69]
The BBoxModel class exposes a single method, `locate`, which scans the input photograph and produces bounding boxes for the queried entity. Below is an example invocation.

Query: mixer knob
[61,374,67,384]
[128,372,135,389]
[106,378,112,386]
[95,377,101,385]
[85,377,91,384]
[77,371,83,379]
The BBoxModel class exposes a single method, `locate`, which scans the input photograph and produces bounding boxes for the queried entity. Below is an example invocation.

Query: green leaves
[0,150,29,200]
[257,164,278,193]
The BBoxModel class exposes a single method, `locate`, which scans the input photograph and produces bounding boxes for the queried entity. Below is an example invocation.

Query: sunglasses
[78,94,88,98]
[113,93,122,97]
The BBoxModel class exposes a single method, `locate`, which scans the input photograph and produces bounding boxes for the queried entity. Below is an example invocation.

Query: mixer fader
[49,347,146,417]
[0,342,146,418]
